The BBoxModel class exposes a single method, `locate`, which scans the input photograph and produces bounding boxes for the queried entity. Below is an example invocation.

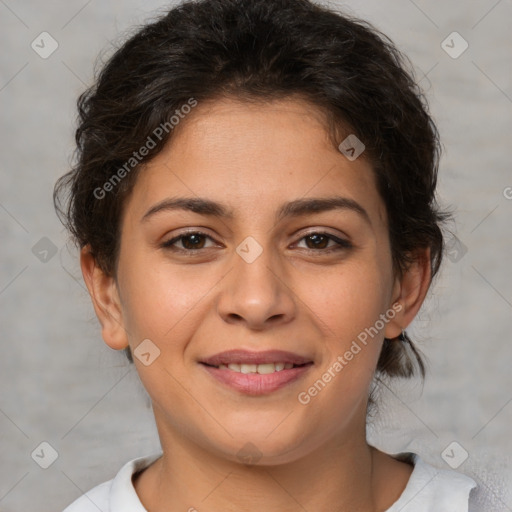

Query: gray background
[1,0,511,510]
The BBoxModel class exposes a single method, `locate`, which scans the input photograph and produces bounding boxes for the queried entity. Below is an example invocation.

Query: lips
[200,349,313,367]
[199,349,314,395]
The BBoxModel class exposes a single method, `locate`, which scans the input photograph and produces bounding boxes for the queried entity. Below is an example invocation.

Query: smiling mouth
[201,362,313,374]
[199,360,314,395]
[199,349,314,393]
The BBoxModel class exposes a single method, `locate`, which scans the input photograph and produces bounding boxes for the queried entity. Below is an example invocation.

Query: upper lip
[200,349,313,367]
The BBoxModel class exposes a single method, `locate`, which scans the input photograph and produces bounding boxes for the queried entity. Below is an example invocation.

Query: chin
[206,425,311,467]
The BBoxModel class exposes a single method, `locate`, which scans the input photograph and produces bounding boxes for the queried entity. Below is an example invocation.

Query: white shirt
[62,451,478,511]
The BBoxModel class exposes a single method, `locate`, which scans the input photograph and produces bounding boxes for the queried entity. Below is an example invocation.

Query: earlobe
[79,245,129,350]
[384,248,432,340]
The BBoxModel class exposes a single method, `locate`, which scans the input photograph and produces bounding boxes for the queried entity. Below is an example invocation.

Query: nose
[216,239,296,330]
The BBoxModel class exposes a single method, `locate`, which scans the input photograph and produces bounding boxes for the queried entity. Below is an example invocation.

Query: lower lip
[200,363,313,395]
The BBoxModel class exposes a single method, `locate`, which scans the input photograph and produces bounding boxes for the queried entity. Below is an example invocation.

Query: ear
[384,247,432,340]
[80,245,129,350]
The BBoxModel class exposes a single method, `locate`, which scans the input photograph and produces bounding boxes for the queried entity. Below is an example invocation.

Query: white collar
[384,452,477,511]
[109,452,162,511]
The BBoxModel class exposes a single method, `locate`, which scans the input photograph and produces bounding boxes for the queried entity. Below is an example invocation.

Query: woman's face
[97,97,408,464]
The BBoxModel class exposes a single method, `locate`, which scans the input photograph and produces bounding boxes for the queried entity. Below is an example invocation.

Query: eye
[161,231,218,252]
[294,231,353,253]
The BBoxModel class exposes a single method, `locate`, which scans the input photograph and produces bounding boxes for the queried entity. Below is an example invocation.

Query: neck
[133,405,409,512]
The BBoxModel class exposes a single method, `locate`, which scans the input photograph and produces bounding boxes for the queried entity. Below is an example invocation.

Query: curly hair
[54,0,451,380]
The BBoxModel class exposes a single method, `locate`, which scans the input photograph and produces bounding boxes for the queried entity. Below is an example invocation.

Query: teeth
[255,363,276,374]
[240,364,257,374]
[217,362,297,373]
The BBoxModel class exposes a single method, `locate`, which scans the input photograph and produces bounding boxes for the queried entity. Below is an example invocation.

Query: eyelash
[160,230,353,255]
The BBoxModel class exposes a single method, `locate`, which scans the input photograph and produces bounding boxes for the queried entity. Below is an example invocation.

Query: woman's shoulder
[385,451,479,512]
[62,453,162,512]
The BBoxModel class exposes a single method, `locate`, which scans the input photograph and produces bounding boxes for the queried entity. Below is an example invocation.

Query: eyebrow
[141,196,371,226]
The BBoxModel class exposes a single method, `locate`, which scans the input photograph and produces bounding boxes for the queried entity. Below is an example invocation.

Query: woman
[54,0,479,510]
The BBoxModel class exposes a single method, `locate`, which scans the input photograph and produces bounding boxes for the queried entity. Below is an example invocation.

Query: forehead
[124,97,387,229]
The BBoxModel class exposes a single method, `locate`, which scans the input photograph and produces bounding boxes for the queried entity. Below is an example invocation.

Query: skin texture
[80,97,431,512]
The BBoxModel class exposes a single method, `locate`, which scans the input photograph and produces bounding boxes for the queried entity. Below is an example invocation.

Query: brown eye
[304,233,330,249]
[296,232,352,253]
[161,231,215,251]
[179,233,207,250]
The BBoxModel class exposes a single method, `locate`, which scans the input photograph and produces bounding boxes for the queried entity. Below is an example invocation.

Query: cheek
[295,268,387,429]
[118,255,221,347]
[297,260,391,343]
[292,259,392,410]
